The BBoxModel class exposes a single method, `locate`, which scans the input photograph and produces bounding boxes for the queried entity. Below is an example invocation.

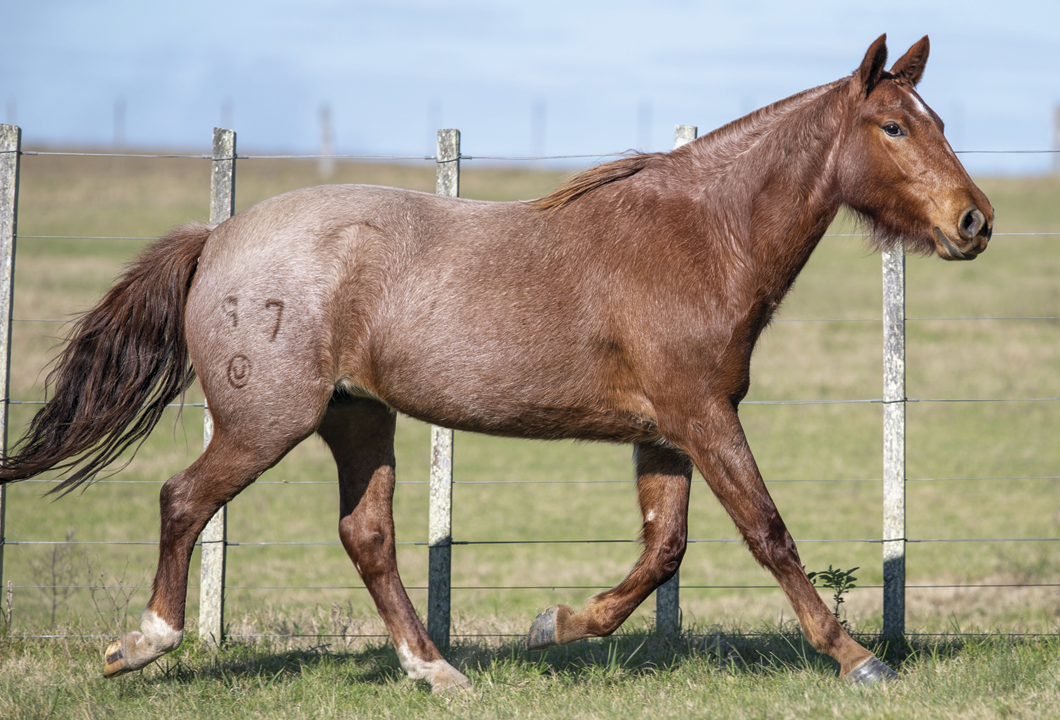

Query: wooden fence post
[199,127,236,647]
[653,124,698,636]
[882,246,906,641]
[0,125,21,595]
[427,129,459,649]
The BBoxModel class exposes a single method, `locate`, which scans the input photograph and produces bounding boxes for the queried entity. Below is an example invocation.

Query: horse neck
[677,79,851,298]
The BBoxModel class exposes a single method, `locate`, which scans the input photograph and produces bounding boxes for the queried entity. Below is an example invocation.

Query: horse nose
[958,206,986,242]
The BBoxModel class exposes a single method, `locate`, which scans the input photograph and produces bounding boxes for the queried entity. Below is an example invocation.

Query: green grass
[1,152,1058,713]
[2,627,1059,719]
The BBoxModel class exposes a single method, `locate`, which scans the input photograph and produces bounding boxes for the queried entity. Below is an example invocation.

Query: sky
[5,0,1059,174]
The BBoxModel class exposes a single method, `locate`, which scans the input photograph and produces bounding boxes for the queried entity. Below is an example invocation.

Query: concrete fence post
[653,124,698,636]
[427,129,460,649]
[199,127,237,647]
[882,246,906,641]
[0,125,21,595]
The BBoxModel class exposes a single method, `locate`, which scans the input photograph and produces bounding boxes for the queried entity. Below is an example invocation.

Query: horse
[0,34,992,692]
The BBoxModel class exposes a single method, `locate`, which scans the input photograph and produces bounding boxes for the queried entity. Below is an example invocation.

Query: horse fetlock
[395,642,471,693]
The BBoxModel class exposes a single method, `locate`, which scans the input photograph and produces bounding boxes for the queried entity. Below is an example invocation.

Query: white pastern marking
[396,642,450,682]
[141,609,184,653]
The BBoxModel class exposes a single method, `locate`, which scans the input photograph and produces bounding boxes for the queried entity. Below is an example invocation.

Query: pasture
[0,150,1058,716]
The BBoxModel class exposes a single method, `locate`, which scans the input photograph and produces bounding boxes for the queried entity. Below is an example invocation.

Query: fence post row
[427,129,460,649]
[652,124,699,636]
[0,124,21,594]
[0,124,912,641]
[199,127,237,647]
[881,247,906,640]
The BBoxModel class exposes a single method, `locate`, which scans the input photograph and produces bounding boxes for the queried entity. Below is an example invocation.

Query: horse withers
[0,34,992,692]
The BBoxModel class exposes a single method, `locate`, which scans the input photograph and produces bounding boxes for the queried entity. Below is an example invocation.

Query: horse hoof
[103,639,132,678]
[430,665,473,695]
[526,606,561,651]
[846,655,899,684]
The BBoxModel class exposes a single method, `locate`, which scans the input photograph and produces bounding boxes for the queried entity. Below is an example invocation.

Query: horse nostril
[959,207,985,241]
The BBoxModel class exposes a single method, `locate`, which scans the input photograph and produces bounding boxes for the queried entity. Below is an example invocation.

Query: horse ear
[856,34,889,96]
[889,35,930,86]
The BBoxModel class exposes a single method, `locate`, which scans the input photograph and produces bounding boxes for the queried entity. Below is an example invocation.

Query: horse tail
[0,222,213,496]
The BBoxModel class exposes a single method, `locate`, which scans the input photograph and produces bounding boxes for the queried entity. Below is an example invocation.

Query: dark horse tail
[0,222,213,496]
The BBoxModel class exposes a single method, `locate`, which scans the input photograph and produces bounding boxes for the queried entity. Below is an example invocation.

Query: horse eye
[883,123,904,137]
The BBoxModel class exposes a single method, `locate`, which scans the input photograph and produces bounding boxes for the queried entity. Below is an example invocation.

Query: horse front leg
[319,401,470,694]
[526,442,692,649]
[676,402,897,683]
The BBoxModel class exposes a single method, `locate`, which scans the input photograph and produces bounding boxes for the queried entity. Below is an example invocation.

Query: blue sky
[6,0,1059,173]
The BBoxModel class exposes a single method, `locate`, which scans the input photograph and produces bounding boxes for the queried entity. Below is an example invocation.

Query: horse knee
[743,517,800,573]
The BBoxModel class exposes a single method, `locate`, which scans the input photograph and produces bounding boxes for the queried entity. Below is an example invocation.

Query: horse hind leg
[103,421,315,678]
[526,442,692,650]
[318,398,470,694]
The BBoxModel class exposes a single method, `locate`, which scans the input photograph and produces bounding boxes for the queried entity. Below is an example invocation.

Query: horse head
[839,34,993,260]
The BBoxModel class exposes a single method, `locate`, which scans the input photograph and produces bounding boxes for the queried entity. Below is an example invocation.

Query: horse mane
[529,153,666,211]
[697,80,847,162]
[530,79,847,213]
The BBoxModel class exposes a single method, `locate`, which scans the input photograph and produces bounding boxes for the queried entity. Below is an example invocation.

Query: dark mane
[530,153,666,211]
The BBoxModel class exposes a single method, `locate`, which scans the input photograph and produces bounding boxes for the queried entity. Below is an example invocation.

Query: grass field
[1,148,1058,715]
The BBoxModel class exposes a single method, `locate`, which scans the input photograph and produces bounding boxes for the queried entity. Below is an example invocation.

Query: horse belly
[386,381,661,444]
[362,319,661,444]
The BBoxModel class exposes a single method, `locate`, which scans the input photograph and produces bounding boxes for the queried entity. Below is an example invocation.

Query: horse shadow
[135,624,933,690]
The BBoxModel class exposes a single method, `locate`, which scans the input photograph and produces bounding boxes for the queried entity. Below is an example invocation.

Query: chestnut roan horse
[0,35,991,691]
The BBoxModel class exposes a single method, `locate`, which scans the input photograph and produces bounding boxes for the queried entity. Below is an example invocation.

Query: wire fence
[0,123,1057,645]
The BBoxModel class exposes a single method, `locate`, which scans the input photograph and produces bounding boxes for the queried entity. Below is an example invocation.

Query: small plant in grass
[806,565,858,628]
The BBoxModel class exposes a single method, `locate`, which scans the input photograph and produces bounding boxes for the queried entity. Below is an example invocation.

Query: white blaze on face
[906,89,931,119]
[901,86,960,162]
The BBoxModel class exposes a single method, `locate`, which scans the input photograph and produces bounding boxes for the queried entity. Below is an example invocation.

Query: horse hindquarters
[106,244,340,677]
[318,399,470,693]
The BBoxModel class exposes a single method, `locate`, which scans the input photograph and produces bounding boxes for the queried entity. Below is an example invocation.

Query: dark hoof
[526,606,560,651]
[846,655,899,684]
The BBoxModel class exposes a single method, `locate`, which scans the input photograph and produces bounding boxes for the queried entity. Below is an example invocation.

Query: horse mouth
[932,227,979,261]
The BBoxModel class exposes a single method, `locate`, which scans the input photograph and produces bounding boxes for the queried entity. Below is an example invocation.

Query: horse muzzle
[932,205,992,261]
